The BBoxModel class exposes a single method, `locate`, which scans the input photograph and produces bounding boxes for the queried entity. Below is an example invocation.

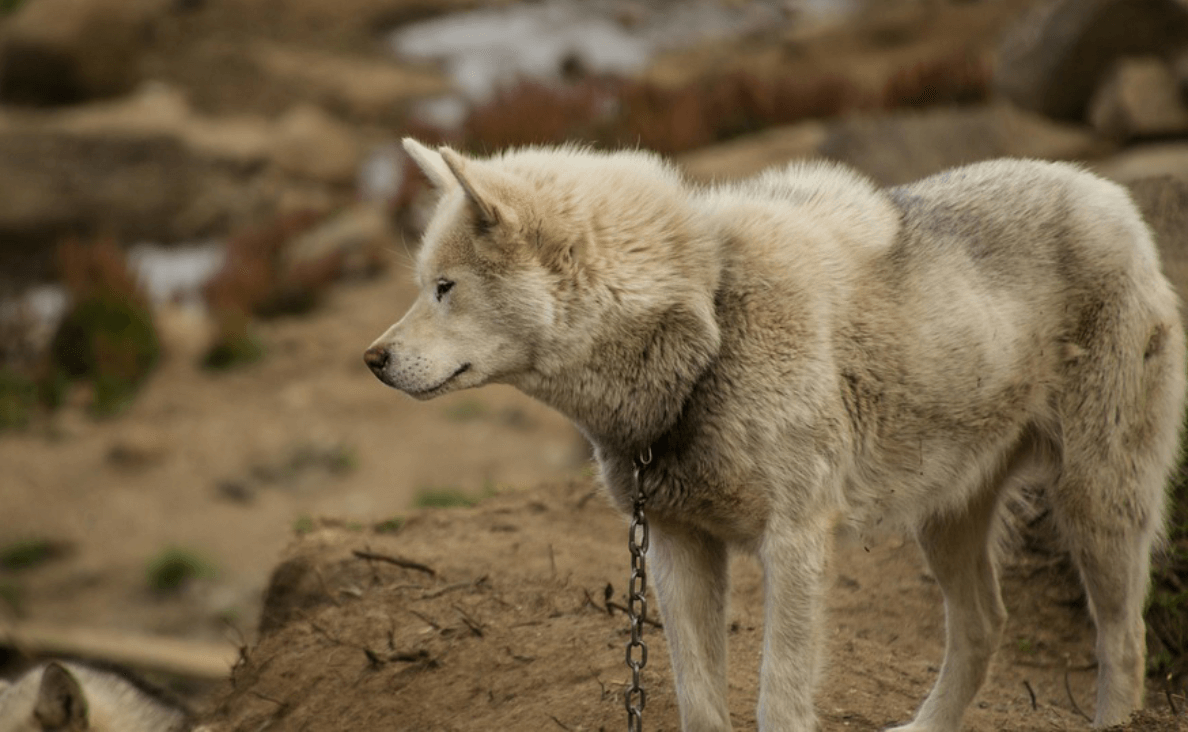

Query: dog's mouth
[406,362,471,399]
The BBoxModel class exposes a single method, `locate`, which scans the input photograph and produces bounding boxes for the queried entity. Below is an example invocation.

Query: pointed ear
[35,663,88,728]
[438,147,502,227]
[402,137,455,190]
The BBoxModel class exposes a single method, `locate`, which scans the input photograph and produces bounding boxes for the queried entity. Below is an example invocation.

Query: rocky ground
[1,0,1188,729]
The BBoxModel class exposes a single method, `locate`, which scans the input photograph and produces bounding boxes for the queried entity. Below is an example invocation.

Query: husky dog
[365,140,1186,731]
[0,661,193,732]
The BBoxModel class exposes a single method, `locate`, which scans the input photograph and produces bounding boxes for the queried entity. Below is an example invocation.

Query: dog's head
[364,139,563,399]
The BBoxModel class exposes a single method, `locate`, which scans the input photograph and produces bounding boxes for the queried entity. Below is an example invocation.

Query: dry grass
[46,239,160,416]
[881,52,990,109]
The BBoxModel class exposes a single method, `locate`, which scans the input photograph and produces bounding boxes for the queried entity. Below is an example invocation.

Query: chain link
[625,448,652,732]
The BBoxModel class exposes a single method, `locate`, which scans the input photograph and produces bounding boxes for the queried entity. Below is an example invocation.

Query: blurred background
[0,0,1186,724]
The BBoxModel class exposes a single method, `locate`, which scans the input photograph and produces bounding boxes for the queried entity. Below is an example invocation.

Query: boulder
[0,0,163,105]
[679,122,827,182]
[1088,57,1188,139]
[994,0,1188,121]
[1092,142,1188,183]
[271,105,362,186]
[818,104,1110,186]
[0,128,279,290]
[681,105,1110,187]
[250,42,449,121]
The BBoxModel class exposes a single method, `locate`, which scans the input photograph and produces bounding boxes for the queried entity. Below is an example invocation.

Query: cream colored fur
[0,661,193,732]
[367,141,1187,731]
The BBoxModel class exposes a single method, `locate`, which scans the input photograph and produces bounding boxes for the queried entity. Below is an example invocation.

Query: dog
[365,140,1186,731]
[0,660,195,732]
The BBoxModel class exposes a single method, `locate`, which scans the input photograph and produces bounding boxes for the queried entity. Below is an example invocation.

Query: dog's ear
[438,147,505,228]
[402,138,456,190]
[34,663,89,729]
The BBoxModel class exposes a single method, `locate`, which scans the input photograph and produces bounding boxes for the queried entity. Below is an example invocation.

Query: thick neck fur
[503,153,724,456]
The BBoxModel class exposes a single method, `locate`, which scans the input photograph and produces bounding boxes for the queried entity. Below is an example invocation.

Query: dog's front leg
[650,523,732,732]
[756,516,831,731]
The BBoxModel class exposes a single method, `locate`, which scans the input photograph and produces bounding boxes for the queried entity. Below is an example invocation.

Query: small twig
[352,549,436,577]
[549,715,573,731]
[505,646,535,663]
[1064,666,1092,722]
[391,649,432,664]
[408,609,441,631]
[605,600,664,629]
[307,617,385,668]
[575,489,599,510]
[421,577,484,599]
[581,588,605,614]
[249,690,287,708]
[1022,679,1037,710]
[452,604,484,637]
[363,647,384,668]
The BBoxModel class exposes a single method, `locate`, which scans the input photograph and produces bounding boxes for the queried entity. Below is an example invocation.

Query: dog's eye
[435,279,455,301]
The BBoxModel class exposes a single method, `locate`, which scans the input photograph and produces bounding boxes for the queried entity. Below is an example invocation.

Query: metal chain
[625,447,652,732]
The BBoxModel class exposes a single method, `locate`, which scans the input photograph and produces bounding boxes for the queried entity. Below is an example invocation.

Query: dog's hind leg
[650,524,732,732]
[889,481,1007,732]
[1050,317,1184,727]
[1049,443,1168,726]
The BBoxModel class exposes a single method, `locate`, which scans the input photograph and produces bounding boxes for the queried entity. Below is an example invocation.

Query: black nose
[364,345,389,375]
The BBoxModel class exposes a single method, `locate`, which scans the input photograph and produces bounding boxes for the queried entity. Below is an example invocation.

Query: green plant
[0,581,22,617]
[0,368,36,430]
[201,313,266,370]
[145,547,216,592]
[292,515,315,536]
[0,538,70,570]
[413,486,478,509]
[374,517,405,534]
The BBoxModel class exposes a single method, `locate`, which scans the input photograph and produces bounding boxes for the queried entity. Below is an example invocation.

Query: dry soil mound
[201,480,1183,731]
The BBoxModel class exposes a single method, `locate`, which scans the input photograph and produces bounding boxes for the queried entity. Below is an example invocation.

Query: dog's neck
[514,296,722,458]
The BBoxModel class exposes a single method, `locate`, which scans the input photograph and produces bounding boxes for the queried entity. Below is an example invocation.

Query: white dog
[366,141,1186,731]
[0,661,194,732]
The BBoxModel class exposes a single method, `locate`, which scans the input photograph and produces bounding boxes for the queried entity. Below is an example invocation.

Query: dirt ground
[200,481,1184,731]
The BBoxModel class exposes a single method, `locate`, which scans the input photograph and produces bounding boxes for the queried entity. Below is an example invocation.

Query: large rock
[1088,57,1188,139]
[1091,142,1188,183]
[0,129,279,291]
[994,0,1188,121]
[250,42,449,121]
[0,0,163,105]
[820,104,1111,186]
[684,105,1107,185]
[682,105,1110,186]
[271,105,362,185]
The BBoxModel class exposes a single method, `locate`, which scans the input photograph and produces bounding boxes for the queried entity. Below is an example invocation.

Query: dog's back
[0,661,192,732]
